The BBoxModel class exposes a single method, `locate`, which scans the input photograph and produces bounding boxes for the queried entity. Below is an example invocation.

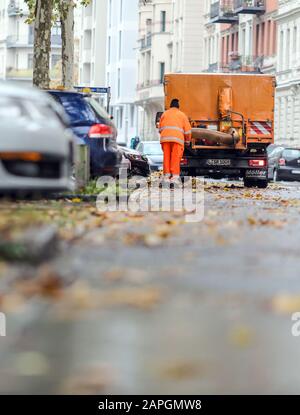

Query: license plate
[245,169,267,178]
[206,159,231,167]
[292,170,300,174]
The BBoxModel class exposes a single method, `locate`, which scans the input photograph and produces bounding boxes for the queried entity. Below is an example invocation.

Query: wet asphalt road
[1,179,300,394]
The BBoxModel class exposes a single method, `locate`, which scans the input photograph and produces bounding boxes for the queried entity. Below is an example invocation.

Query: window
[119,107,123,129]
[118,31,122,60]
[283,149,300,159]
[161,11,166,32]
[279,30,284,70]
[109,0,112,28]
[159,62,165,84]
[28,25,34,44]
[51,54,61,69]
[118,68,121,98]
[293,26,297,55]
[261,22,265,54]
[28,53,33,69]
[108,36,111,64]
[120,0,123,22]
[286,28,290,69]
[130,105,135,127]
[146,18,152,34]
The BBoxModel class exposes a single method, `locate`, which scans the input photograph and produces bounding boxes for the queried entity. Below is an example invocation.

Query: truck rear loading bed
[163,73,276,188]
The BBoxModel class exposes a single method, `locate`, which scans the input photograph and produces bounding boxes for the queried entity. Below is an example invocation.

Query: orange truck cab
[162,73,276,188]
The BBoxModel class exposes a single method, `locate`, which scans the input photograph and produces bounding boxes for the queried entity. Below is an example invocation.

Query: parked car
[47,90,121,177]
[0,82,74,195]
[136,141,163,171]
[118,146,150,177]
[268,146,300,181]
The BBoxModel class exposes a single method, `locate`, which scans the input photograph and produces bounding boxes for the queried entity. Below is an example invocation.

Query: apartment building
[79,0,107,87]
[106,0,139,144]
[203,0,222,72]
[204,0,278,73]
[0,0,62,84]
[275,0,300,145]
[136,0,205,141]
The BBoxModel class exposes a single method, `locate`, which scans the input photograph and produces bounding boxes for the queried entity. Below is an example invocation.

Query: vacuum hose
[191,128,240,146]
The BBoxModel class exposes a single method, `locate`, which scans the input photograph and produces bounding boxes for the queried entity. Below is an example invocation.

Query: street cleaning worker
[158,98,192,183]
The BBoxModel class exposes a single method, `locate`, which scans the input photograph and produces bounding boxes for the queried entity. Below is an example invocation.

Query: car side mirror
[155,112,163,128]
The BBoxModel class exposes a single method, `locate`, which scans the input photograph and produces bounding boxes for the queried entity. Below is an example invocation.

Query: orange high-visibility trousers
[161,142,184,176]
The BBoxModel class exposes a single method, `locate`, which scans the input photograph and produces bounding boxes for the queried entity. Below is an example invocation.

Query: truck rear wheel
[244,178,268,189]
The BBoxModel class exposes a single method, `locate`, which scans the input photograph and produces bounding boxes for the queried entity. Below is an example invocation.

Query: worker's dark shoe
[170,176,183,189]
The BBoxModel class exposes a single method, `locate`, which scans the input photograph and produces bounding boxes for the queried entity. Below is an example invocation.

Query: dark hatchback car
[48,90,121,177]
[118,146,150,177]
[268,147,300,181]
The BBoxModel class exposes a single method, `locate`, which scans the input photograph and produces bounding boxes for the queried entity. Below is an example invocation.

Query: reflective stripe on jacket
[158,108,192,147]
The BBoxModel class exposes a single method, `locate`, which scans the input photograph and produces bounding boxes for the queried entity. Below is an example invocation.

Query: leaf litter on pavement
[0,180,300,323]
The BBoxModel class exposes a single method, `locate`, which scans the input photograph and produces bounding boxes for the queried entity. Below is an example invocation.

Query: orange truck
[162,73,276,188]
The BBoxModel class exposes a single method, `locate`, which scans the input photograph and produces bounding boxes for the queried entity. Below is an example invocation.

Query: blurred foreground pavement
[1,180,300,394]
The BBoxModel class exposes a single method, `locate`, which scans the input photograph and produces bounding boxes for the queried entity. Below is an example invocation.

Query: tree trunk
[33,0,53,89]
[60,0,75,89]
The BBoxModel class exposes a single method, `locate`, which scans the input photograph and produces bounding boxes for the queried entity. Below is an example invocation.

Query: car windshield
[283,149,300,159]
[143,143,162,155]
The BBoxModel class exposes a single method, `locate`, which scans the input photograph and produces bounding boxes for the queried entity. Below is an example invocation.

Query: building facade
[203,0,222,72]
[0,0,62,84]
[106,0,139,144]
[275,0,300,145]
[203,0,278,73]
[79,0,107,87]
[136,0,206,141]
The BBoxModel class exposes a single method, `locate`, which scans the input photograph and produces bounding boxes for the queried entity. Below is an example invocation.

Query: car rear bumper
[0,156,73,192]
[89,146,122,177]
[277,166,300,181]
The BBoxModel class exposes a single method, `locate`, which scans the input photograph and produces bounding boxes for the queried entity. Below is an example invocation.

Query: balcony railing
[140,33,152,50]
[6,34,62,48]
[6,35,32,47]
[234,0,265,15]
[208,54,275,73]
[208,62,219,72]
[210,1,239,24]
[136,79,163,90]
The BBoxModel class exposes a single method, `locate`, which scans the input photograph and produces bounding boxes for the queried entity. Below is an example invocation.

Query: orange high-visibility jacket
[159,107,192,147]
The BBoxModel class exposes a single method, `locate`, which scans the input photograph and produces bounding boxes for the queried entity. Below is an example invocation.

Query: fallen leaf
[159,360,202,380]
[61,365,113,394]
[14,352,50,376]
[229,325,255,348]
[14,266,63,299]
[271,294,300,314]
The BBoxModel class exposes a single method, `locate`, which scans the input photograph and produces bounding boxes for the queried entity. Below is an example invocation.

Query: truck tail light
[248,159,267,167]
[181,157,188,166]
[88,124,113,139]
[278,158,286,166]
